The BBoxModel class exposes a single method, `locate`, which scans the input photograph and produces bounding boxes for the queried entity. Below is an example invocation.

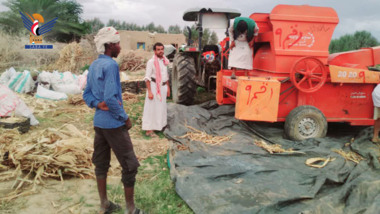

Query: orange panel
[216,71,224,104]
[235,77,281,122]
[330,65,380,84]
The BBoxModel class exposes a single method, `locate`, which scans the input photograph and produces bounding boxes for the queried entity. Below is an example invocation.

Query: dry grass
[178,124,233,146]
[118,52,146,72]
[122,91,139,103]
[67,94,85,105]
[332,149,364,164]
[0,33,96,73]
[0,124,94,201]
[254,140,304,154]
[0,33,63,72]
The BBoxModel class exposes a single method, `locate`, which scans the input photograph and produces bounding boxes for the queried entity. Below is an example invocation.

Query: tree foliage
[88,20,168,33]
[0,0,88,42]
[168,25,182,34]
[329,31,379,53]
[183,25,219,48]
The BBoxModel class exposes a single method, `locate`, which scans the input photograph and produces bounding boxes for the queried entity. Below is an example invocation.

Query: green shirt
[233,17,257,42]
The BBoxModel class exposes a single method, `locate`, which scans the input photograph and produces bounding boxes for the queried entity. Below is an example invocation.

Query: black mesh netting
[164,101,380,214]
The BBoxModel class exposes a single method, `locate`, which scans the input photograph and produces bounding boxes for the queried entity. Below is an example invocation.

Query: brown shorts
[92,125,140,187]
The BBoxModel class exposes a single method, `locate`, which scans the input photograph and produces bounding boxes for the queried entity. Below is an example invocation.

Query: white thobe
[142,57,168,131]
[228,26,258,70]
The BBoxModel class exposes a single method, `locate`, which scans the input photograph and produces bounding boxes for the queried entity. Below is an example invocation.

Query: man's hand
[230,41,236,49]
[148,90,154,100]
[249,39,255,48]
[125,118,132,130]
[97,101,109,111]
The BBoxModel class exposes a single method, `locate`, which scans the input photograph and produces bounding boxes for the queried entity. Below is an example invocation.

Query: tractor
[171,8,240,105]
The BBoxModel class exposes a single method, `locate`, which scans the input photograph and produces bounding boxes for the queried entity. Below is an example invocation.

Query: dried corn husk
[305,157,335,168]
[332,149,364,164]
[0,124,94,201]
[118,52,146,72]
[68,94,85,105]
[178,124,233,145]
[254,140,301,154]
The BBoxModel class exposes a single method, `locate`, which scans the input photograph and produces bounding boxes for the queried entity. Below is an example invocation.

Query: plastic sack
[7,71,23,90]
[0,84,39,125]
[77,70,88,90]
[37,71,53,89]
[14,70,36,93]
[0,67,16,84]
[52,83,82,95]
[50,71,81,94]
[35,84,68,100]
[0,84,21,116]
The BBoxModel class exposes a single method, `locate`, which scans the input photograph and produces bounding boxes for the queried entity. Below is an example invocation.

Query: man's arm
[166,81,170,97]
[83,75,109,110]
[104,63,128,121]
[144,60,154,100]
[83,76,100,109]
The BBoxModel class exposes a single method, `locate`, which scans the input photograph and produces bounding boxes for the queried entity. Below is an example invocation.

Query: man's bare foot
[372,138,380,143]
[145,130,156,137]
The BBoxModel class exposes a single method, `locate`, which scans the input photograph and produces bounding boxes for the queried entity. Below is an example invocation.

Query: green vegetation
[183,24,219,47]
[329,30,379,53]
[107,155,193,214]
[0,0,88,42]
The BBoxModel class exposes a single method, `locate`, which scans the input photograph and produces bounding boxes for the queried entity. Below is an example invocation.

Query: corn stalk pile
[68,94,85,105]
[54,43,84,73]
[119,52,146,72]
[0,124,94,201]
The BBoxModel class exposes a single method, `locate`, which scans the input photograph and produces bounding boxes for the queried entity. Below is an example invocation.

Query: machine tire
[285,105,327,141]
[171,53,197,105]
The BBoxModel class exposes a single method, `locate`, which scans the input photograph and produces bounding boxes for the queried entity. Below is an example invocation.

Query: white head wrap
[94,27,120,54]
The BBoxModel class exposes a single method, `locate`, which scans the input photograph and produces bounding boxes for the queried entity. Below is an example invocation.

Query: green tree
[329,31,379,53]
[168,25,182,34]
[155,25,166,33]
[85,18,104,34]
[183,25,219,48]
[107,19,122,30]
[209,31,218,45]
[0,0,88,42]
[146,22,155,32]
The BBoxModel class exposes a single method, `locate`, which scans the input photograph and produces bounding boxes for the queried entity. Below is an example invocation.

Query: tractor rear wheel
[284,105,327,141]
[171,53,197,105]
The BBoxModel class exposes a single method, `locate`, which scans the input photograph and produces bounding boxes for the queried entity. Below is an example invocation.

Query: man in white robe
[142,42,170,137]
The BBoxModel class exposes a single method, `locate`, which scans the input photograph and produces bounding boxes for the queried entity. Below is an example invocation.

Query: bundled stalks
[178,124,233,146]
[0,124,94,201]
[332,149,364,164]
[119,52,146,71]
[254,140,301,154]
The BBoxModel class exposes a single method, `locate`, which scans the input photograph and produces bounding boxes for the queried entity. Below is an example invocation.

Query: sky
[1,0,380,41]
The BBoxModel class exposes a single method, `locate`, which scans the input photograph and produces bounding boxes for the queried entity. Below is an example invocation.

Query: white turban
[94,27,120,54]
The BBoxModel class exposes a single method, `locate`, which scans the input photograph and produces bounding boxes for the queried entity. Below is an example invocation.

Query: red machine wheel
[290,57,327,93]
